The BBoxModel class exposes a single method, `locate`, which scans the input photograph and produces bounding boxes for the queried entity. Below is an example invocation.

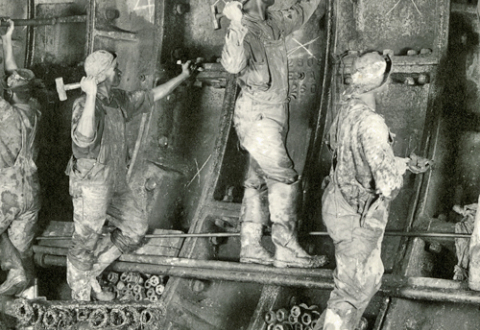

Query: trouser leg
[67,179,110,301]
[321,183,387,330]
[90,188,147,280]
[239,157,273,265]
[455,218,474,280]
[0,233,27,296]
[268,180,328,268]
[8,208,38,292]
[235,99,326,268]
[0,170,39,297]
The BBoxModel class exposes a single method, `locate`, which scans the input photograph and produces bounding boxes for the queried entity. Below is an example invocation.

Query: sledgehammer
[55,77,81,101]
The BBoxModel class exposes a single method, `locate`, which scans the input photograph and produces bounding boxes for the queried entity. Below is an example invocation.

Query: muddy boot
[67,259,93,301]
[323,306,365,330]
[16,255,36,298]
[0,234,27,296]
[240,222,274,265]
[268,181,328,268]
[91,238,122,278]
[355,317,368,330]
[323,308,345,330]
[91,278,116,301]
[239,186,273,265]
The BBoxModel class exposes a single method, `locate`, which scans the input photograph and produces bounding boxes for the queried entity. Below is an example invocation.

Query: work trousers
[234,94,298,188]
[0,167,39,261]
[321,182,389,328]
[67,158,147,300]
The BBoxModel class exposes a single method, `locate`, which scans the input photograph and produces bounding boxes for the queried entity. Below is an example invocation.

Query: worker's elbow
[220,58,244,74]
[72,129,96,148]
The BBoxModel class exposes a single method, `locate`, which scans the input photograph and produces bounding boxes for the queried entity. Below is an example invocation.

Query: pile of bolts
[9,299,161,330]
[264,304,368,330]
[100,271,166,302]
[264,304,322,330]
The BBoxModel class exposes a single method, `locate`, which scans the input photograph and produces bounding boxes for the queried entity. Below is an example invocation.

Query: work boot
[323,308,345,330]
[274,239,328,268]
[268,181,327,268]
[238,186,273,265]
[321,306,366,330]
[15,255,37,298]
[91,278,115,301]
[355,317,368,330]
[0,234,28,296]
[240,222,274,265]
[0,269,27,296]
[91,238,122,278]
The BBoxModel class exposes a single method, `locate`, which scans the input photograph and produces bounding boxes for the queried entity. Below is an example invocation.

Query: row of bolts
[100,271,166,302]
[264,304,368,330]
[264,304,321,330]
[14,300,156,329]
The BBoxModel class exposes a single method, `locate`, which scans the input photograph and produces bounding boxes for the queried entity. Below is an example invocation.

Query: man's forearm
[221,21,248,74]
[152,72,189,102]
[1,35,18,74]
[75,94,96,140]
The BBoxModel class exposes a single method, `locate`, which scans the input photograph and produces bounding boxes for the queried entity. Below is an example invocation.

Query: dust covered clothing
[221,0,322,187]
[0,96,41,257]
[321,93,405,327]
[67,88,153,300]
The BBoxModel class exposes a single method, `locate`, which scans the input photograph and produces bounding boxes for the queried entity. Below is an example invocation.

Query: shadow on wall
[443,12,480,208]
[30,62,85,229]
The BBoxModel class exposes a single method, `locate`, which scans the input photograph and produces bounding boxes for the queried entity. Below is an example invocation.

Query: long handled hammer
[55,77,81,101]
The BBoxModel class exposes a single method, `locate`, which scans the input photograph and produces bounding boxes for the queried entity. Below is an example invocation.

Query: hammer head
[55,77,67,101]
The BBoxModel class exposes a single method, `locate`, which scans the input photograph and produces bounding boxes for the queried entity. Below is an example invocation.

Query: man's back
[0,98,40,169]
[331,96,404,212]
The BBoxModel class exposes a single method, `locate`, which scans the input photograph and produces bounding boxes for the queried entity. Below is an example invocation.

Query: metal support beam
[35,230,472,241]
[33,252,480,306]
[32,245,333,279]
[0,15,87,27]
[34,253,336,290]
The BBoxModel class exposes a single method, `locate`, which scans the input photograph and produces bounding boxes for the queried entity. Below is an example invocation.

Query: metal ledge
[33,246,480,306]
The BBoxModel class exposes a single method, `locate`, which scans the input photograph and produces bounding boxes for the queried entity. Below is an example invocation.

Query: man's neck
[97,83,112,100]
[357,92,376,111]
[243,1,268,20]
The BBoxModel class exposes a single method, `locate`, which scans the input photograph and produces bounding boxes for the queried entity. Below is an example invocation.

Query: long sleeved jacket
[328,94,406,212]
[221,0,323,103]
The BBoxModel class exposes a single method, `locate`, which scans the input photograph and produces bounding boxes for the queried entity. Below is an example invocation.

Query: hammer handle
[64,82,81,91]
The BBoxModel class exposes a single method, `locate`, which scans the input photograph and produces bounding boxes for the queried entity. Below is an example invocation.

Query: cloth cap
[5,69,36,91]
[84,50,117,77]
[352,52,387,84]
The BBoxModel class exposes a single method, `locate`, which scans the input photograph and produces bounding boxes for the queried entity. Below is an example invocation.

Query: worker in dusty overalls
[0,19,43,296]
[66,50,192,301]
[221,0,327,268]
[318,52,431,330]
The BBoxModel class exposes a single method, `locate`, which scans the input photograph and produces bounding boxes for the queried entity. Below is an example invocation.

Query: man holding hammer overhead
[0,19,44,297]
[66,50,192,301]
[221,0,327,268]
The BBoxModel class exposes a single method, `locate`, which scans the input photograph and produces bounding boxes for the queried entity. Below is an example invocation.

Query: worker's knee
[111,229,146,254]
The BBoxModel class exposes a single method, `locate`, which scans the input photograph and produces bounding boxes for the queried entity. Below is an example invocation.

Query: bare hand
[1,19,14,39]
[80,76,98,96]
[407,153,433,174]
[181,60,192,77]
[223,1,243,22]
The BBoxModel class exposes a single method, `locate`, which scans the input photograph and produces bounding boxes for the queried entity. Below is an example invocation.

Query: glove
[407,153,433,174]
[223,1,243,23]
